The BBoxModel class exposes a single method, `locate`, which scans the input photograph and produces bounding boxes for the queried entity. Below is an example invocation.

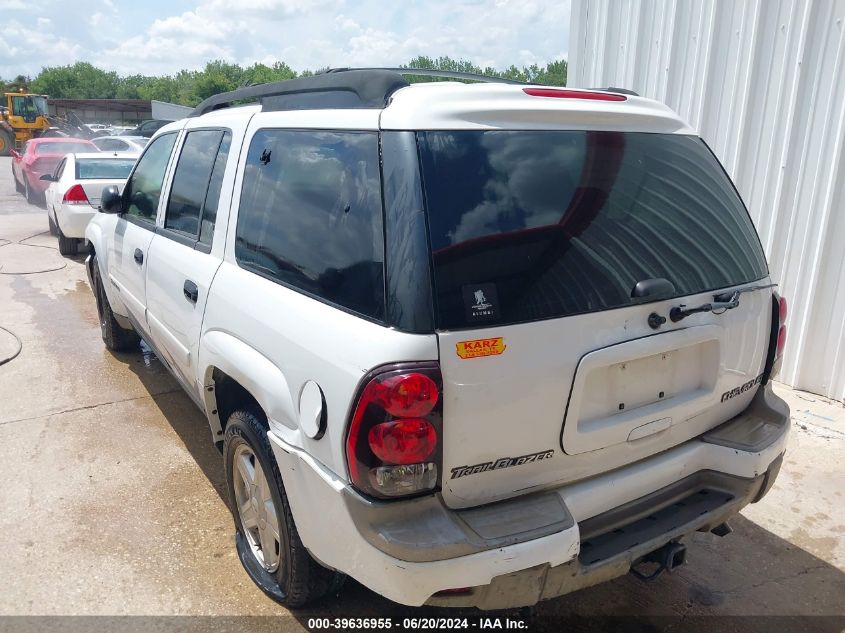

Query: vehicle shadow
[115,343,844,630]
[116,341,229,504]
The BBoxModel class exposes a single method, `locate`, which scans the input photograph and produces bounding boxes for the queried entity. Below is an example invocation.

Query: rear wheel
[57,226,78,256]
[224,408,344,608]
[23,177,36,204]
[91,254,140,352]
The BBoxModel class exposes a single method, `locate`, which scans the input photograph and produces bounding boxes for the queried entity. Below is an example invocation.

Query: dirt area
[0,156,842,631]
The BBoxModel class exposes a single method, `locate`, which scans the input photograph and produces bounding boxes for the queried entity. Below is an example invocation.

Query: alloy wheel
[232,443,281,572]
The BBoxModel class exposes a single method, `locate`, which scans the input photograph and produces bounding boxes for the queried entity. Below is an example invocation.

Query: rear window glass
[418,131,768,329]
[35,142,94,155]
[235,130,385,321]
[76,158,136,180]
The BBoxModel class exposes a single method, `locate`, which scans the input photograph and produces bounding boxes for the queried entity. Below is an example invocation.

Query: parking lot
[0,154,843,630]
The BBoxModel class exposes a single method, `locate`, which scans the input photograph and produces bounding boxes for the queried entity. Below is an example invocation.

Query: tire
[13,169,24,193]
[91,254,140,352]
[24,177,36,204]
[48,211,57,236]
[224,408,344,608]
[57,226,78,256]
[0,131,11,157]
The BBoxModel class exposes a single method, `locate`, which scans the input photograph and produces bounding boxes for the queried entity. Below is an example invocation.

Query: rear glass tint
[418,131,768,329]
[76,158,136,180]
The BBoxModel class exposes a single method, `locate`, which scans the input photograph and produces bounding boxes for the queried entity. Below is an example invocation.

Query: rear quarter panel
[200,263,438,477]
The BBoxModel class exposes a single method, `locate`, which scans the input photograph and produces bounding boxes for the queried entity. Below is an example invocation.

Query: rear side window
[164,129,231,244]
[76,158,136,180]
[235,130,385,321]
[418,131,768,329]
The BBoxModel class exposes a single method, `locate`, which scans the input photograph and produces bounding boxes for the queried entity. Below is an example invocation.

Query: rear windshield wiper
[670,283,776,323]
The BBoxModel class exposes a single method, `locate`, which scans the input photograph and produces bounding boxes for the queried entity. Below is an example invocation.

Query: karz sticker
[456,337,506,359]
[451,449,555,479]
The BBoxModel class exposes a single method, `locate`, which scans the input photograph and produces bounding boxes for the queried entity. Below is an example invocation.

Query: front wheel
[0,131,11,157]
[224,408,344,608]
[91,254,139,352]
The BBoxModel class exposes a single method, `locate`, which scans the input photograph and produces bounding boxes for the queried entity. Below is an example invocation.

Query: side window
[124,132,177,222]
[199,133,231,246]
[164,129,231,246]
[54,158,66,180]
[235,130,385,320]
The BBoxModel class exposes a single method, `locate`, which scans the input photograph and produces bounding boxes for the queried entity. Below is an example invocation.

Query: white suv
[85,69,790,610]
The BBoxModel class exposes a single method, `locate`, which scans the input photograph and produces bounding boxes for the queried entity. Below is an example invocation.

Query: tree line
[1,56,566,106]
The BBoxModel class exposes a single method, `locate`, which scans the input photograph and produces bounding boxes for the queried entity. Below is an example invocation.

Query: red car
[11,137,99,204]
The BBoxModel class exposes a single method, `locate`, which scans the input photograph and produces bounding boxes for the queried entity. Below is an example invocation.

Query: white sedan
[42,152,139,255]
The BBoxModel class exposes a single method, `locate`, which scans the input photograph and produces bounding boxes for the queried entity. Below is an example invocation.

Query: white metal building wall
[569,0,845,400]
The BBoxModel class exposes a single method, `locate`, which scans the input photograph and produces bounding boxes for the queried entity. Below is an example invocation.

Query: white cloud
[2,0,570,79]
[335,14,360,31]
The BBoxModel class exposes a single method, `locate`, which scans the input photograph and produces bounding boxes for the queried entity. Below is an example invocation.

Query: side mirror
[100,185,122,214]
[9,149,21,159]
[39,173,55,182]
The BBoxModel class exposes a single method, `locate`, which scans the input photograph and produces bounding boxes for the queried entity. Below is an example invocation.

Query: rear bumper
[56,204,96,238]
[268,384,789,608]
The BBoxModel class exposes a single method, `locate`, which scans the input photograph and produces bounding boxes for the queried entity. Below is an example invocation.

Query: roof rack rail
[189,67,527,117]
[590,86,640,96]
[334,67,527,85]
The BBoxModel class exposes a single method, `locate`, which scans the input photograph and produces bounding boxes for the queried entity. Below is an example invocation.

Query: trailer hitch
[629,541,687,582]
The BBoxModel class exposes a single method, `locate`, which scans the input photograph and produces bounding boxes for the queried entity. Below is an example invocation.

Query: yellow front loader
[1,92,93,156]
[0,92,52,155]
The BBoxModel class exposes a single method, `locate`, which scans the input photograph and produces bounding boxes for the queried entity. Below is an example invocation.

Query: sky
[0,0,570,79]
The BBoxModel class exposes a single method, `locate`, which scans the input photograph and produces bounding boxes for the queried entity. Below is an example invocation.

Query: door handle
[133,248,143,265]
[183,280,199,304]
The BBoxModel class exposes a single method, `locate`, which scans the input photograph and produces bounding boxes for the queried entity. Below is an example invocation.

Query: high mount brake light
[522,87,627,101]
[346,364,442,499]
[63,184,89,204]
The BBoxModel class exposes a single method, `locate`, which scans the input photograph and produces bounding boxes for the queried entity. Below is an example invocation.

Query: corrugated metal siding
[570,0,845,400]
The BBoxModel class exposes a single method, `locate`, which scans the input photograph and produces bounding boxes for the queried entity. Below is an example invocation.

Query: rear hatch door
[417,130,773,509]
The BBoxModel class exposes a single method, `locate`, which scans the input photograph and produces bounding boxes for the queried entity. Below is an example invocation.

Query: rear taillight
[764,292,788,382]
[522,87,627,101]
[63,184,89,205]
[346,363,442,499]
[775,295,787,359]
